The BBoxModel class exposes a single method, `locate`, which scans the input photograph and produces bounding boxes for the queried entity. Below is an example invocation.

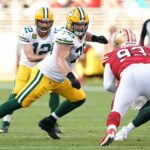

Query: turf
[0,81,149,150]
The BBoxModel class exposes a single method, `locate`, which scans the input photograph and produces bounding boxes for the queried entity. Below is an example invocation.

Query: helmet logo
[68,10,74,17]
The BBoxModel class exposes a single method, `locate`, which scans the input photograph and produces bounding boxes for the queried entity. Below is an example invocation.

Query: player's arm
[23,44,47,62]
[139,20,147,46]
[103,63,117,93]
[56,44,81,89]
[15,41,22,72]
[86,32,108,44]
[56,44,71,75]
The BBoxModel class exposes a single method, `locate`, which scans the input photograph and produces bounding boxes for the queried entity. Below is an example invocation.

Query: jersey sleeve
[103,63,117,93]
[55,30,74,46]
[103,53,110,67]
[18,26,32,44]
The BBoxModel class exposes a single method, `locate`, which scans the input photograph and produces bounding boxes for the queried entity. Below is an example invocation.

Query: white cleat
[114,126,129,141]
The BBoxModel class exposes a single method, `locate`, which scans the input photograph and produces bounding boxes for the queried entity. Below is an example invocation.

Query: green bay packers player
[0,7,61,133]
[0,6,108,139]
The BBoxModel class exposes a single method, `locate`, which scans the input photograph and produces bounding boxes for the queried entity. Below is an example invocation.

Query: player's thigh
[16,66,52,107]
[112,77,139,117]
[13,65,31,94]
[54,79,86,102]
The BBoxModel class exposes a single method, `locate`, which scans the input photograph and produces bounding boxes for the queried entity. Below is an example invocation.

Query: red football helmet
[113,28,136,47]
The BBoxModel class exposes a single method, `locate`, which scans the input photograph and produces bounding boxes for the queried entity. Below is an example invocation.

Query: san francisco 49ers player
[100,28,150,146]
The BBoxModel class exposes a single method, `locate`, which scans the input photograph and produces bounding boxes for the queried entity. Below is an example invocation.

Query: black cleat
[38,117,60,139]
[0,126,9,133]
[0,121,10,133]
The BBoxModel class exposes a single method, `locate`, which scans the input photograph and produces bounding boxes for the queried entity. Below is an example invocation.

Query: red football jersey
[103,45,150,80]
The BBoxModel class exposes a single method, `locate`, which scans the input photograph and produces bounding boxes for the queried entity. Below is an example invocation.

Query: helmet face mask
[35,7,54,33]
[66,7,89,38]
[72,22,88,37]
[113,28,136,48]
[36,20,53,33]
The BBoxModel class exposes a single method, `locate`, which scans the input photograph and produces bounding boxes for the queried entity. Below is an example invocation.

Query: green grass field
[0,80,149,150]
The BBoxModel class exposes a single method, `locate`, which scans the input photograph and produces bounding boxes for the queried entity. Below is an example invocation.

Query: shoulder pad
[55,30,75,46]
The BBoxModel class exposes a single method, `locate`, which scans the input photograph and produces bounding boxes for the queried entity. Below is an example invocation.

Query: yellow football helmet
[113,28,136,47]
[35,7,54,33]
[66,7,89,38]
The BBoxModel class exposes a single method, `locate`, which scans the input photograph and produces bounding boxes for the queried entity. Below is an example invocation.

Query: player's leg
[38,78,86,139]
[100,70,140,146]
[132,100,150,127]
[0,66,50,133]
[114,65,150,141]
[0,65,31,133]
[49,92,60,113]
[115,100,150,141]
[48,92,63,133]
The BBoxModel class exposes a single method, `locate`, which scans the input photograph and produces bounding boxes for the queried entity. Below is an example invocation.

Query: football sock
[49,92,60,112]
[6,93,17,115]
[132,105,150,127]
[107,111,121,128]
[126,122,135,132]
[3,114,12,123]
[0,94,17,128]
[0,99,21,118]
[7,93,17,101]
[54,99,85,117]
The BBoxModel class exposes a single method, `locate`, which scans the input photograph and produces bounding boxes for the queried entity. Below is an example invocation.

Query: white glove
[131,96,148,110]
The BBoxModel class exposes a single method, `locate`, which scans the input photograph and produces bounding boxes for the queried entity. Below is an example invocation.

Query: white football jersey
[19,25,55,67]
[38,27,86,82]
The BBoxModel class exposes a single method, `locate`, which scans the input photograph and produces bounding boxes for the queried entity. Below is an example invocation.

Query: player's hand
[92,35,108,44]
[66,72,81,89]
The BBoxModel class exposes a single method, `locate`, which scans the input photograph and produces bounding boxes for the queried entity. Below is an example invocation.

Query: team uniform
[15,27,86,107]
[103,45,150,117]
[113,21,150,141]
[13,25,55,94]
[1,25,56,127]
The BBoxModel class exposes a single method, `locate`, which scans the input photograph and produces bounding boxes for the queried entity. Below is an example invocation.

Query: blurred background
[0,0,150,81]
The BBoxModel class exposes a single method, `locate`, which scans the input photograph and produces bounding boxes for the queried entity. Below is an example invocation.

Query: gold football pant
[16,66,86,107]
[13,65,31,94]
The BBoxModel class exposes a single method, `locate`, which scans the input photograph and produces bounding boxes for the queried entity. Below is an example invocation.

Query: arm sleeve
[103,63,117,93]
[139,20,148,45]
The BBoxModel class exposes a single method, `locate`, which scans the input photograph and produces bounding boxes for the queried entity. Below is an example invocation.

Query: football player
[99,28,150,146]
[0,6,108,139]
[0,6,61,133]
[114,19,150,141]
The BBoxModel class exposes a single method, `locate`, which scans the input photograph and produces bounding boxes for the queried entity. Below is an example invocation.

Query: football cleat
[114,126,129,141]
[0,126,9,133]
[55,123,63,134]
[38,117,60,139]
[99,128,115,146]
[0,121,10,133]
